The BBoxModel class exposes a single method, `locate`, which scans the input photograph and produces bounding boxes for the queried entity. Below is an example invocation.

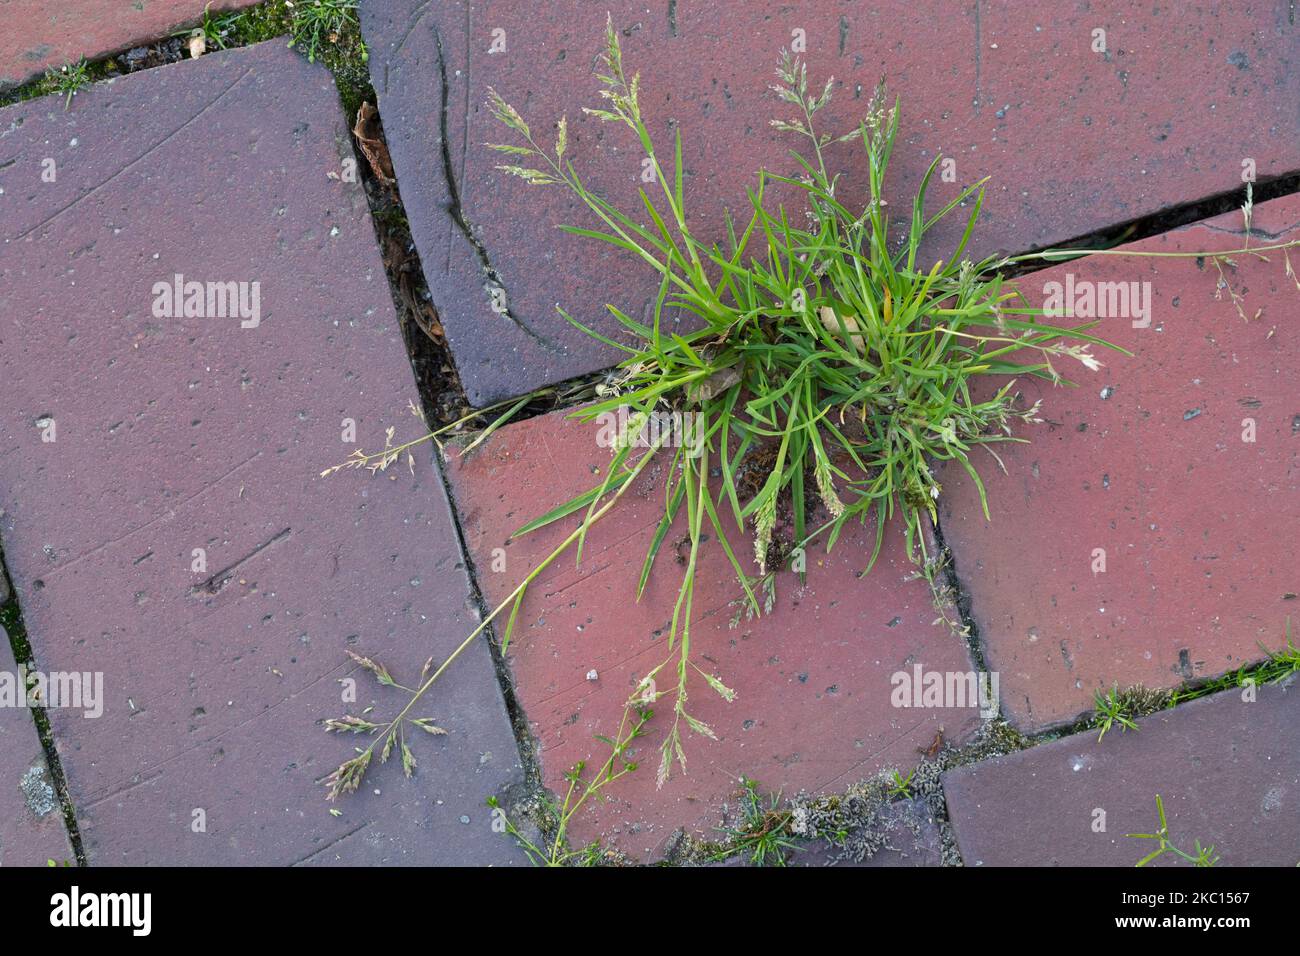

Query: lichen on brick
[19,764,57,817]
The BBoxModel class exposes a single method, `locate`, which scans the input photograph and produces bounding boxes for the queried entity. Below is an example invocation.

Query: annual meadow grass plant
[480,17,1123,782]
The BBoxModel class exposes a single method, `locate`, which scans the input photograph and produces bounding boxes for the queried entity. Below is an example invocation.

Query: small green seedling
[887,768,915,799]
[1093,686,1139,742]
[46,59,90,110]
[711,776,798,867]
[486,703,651,867]
[174,3,238,52]
[1126,794,1220,867]
[1169,620,1300,706]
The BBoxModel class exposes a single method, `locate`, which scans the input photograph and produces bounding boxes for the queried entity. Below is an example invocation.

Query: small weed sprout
[1168,620,1300,706]
[710,776,798,866]
[46,59,90,111]
[1126,794,1220,867]
[1093,686,1140,742]
[887,768,915,799]
[174,3,238,52]
[1255,621,1300,682]
[488,703,652,866]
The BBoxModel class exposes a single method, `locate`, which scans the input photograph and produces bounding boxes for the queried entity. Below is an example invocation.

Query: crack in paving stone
[188,527,292,597]
[431,21,557,351]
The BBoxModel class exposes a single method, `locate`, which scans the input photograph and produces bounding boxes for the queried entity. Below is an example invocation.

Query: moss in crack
[219,0,372,118]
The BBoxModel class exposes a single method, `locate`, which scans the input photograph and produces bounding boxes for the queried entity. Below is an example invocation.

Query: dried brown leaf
[353,101,396,185]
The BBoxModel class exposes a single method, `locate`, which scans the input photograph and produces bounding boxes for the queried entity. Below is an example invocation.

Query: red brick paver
[0,626,77,866]
[938,194,1300,731]
[362,0,1300,403]
[0,0,259,90]
[446,409,983,860]
[943,681,1300,866]
[0,42,523,865]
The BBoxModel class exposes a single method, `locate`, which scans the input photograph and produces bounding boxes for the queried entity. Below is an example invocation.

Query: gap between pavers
[938,193,1300,733]
[0,40,525,865]
[0,622,78,866]
[943,679,1300,866]
[445,408,985,861]
[789,796,946,867]
[361,0,1300,405]
[0,0,260,90]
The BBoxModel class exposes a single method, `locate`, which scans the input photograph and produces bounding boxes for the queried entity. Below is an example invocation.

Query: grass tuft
[286,0,366,66]
[709,776,798,866]
[1093,686,1144,742]
[487,703,652,866]
[483,16,1122,780]
[45,59,91,110]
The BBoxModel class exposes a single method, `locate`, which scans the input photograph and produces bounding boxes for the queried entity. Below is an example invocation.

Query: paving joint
[423,455,551,837]
[1001,170,1300,279]
[0,549,88,866]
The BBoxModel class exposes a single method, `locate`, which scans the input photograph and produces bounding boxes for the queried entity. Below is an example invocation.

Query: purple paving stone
[943,682,1300,866]
[0,41,523,865]
[360,0,1300,404]
[0,625,78,866]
